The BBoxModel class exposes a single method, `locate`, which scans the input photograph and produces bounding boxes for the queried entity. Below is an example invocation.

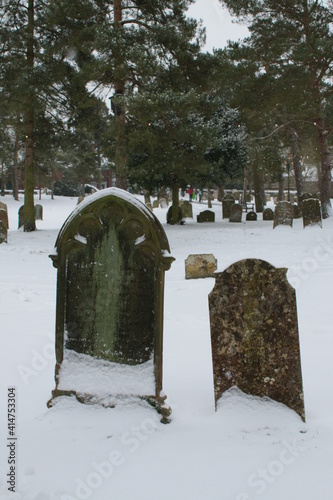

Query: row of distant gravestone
[46,188,305,423]
[164,195,322,228]
[0,203,44,243]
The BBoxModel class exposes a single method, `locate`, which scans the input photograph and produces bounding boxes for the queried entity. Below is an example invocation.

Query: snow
[1,192,333,500]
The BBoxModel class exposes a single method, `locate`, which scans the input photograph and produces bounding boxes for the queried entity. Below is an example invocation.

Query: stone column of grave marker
[48,188,175,422]
[34,204,43,221]
[209,259,305,420]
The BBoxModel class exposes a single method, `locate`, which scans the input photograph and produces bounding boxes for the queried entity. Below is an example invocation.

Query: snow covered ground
[1,192,332,500]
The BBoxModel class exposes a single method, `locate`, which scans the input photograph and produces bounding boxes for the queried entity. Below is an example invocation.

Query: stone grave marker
[152,200,159,209]
[273,201,293,228]
[0,219,7,243]
[209,258,305,420]
[197,210,215,223]
[35,204,43,221]
[299,192,313,204]
[166,205,184,224]
[246,211,257,221]
[263,208,274,221]
[18,205,24,228]
[185,254,217,279]
[222,194,235,219]
[229,204,242,223]
[232,189,240,201]
[0,202,9,228]
[293,204,302,219]
[146,202,153,211]
[302,198,322,228]
[77,195,85,205]
[48,188,175,422]
[181,200,193,218]
[159,198,168,209]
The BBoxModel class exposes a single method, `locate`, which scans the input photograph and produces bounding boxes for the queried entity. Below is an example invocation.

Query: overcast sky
[187,0,249,52]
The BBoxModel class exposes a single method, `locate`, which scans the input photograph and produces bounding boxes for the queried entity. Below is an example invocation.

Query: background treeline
[1,0,333,229]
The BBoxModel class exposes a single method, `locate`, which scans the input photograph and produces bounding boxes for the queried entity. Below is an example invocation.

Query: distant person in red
[188,186,194,202]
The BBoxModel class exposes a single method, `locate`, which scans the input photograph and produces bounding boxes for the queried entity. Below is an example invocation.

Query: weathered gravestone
[181,200,193,218]
[263,208,274,221]
[152,200,159,209]
[197,210,215,223]
[302,198,322,228]
[293,204,302,219]
[0,219,7,243]
[48,188,175,422]
[185,254,217,279]
[273,201,293,228]
[18,205,24,228]
[166,205,184,224]
[232,189,240,201]
[246,211,257,221]
[229,204,242,223]
[209,259,305,420]
[35,204,43,221]
[0,202,8,227]
[159,198,168,209]
[77,195,85,205]
[299,192,313,204]
[222,194,235,219]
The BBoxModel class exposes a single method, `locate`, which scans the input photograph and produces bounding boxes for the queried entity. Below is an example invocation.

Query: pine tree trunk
[1,161,5,196]
[13,124,19,201]
[114,0,127,190]
[207,188,212,208]
[171,183,180,225]
[253,165,264,212]
[291,128,303,203]
[316,117,331,218]
[278,175,284,202]
[23,0,35,232]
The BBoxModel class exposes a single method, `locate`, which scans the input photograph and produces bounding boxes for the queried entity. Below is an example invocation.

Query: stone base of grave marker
[185,254,217,279]
[209,259,305,420]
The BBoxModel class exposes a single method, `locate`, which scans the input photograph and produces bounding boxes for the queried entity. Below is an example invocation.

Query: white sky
[187,0,249,52]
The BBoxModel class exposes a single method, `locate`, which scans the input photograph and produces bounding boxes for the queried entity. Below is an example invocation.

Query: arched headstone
[263,208,274,221]
[273,201,293,228]
[302,198,322,228]
[180,200,193,218]
[34,204,43,221]
[209,259,305,420]
[246,211,257,221]
[197,210,215,223]
[18,206,24,229]
[222,194,234,219]
[229,204,242,223]
[48,188,174,421]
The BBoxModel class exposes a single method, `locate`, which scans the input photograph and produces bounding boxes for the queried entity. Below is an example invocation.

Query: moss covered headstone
[48,188,174,421]
[263,208,274,221]
[302,198,322,228]
[34,204,43,221]
[197,210,215,223]
[222,194,235,219]
[209,259,305,420]
[229,204,242,223]
[273,201,293,228]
